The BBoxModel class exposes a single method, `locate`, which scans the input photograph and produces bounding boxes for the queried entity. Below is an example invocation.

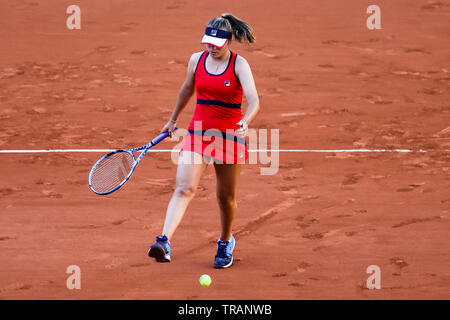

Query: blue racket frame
[88,128,177,195]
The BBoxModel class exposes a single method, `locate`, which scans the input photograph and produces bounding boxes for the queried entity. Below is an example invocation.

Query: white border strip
[0,148,435,154]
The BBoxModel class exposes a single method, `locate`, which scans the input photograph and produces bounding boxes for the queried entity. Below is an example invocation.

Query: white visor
[201,34,228,48]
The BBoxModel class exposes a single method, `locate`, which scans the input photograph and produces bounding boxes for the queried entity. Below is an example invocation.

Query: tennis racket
[88,127,178,195]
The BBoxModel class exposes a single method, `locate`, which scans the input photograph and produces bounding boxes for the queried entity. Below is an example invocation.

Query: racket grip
[152,127,178,145]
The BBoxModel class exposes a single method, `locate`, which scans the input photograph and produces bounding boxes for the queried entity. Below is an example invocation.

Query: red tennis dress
[180,50,248,163]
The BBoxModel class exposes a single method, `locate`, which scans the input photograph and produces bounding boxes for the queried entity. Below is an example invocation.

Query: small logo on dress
[239,152,244,158]
[224,80,231,86]
[210,29,217,36]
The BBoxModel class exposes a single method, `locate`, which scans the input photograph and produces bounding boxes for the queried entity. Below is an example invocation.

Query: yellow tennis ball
[199,274,211,286]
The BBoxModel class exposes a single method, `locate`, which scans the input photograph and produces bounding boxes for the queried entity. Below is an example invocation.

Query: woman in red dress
[148,13,260,269]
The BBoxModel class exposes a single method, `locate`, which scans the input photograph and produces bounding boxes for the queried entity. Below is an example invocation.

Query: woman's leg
[213,163,242,241]
[161,151,209,240]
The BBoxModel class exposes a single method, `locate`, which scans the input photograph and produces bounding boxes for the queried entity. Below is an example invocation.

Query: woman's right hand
[160,119,177,137]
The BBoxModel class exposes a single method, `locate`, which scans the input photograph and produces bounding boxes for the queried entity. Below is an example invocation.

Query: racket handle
[151,127,178,145]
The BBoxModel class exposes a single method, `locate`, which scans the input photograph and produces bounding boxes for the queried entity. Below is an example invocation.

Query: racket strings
[90,152,135,193]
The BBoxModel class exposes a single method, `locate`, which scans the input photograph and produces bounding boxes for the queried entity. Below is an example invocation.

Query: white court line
[0,148,436,154]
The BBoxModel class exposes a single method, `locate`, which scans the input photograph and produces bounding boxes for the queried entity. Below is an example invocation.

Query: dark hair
[207,13,255,44]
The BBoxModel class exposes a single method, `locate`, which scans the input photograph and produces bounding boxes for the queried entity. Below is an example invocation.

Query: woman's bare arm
[235,55,260,136]
[160,52,202,136]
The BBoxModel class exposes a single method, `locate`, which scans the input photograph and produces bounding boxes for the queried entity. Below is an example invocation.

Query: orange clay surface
[0,0,449,299]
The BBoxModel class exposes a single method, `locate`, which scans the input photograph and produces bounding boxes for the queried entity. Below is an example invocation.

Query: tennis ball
[199,274,212,286]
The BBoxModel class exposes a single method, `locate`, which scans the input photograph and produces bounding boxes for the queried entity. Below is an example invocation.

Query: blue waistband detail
[197,99,241,109]
[188,129,247,146]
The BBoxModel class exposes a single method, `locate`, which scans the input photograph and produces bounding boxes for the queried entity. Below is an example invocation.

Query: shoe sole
[214,256,233,269]
[148,245,171,262]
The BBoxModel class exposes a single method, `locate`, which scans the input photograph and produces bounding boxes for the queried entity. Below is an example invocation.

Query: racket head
[88,150,136,195]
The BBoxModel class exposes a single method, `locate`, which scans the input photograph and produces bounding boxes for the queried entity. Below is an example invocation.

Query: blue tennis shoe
[148,235,171,262]
[214,234,235,269]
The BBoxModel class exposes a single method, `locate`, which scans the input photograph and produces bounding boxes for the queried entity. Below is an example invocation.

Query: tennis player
[148,13,259,268]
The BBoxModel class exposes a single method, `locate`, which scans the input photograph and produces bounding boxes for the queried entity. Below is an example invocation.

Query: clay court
[0,0,449,299]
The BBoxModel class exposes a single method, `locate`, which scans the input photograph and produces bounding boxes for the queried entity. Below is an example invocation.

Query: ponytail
[207,13,256,44]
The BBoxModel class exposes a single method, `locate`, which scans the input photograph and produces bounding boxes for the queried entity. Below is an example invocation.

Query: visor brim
[201,35,228,48]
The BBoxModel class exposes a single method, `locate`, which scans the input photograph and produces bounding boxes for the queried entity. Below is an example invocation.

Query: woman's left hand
[236,120,248,138]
